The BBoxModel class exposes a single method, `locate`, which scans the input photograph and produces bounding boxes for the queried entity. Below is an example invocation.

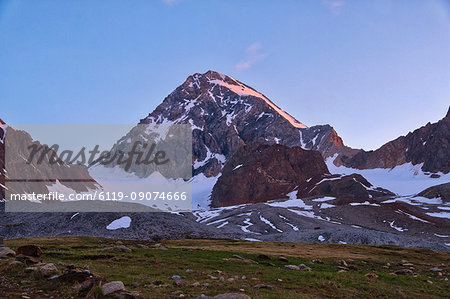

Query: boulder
[298,264,312,271]
[430,267,442,272]
[39,263,59,277]
[394,269,413,275]
[335,259,348,267]
[112,245,132,253]
[16,245,42,257]
[226,258,258,264]
[365,272,378,279]
[102,281,126,296]
[56,265,94,283]
[0,247,16,258]
[284,265,300,270]
[15,254,40,265]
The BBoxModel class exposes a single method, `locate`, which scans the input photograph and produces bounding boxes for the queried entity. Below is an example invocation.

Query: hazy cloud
[235,42,266,71]
[162,0,181,6]
[322,0,345,13]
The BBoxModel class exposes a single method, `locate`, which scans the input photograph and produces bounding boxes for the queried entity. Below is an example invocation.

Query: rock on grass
[0,247,16,258]
[102,281,126,296]
[39,263,58,277]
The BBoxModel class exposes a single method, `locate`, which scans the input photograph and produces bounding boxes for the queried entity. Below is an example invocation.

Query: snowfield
[326,155,450,196]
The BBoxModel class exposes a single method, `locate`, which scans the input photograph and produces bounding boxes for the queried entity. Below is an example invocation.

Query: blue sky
[1,0,449,150]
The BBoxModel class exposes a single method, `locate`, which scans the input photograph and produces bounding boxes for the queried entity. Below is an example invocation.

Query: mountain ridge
[341,107,450,174]
[138,70,353,177]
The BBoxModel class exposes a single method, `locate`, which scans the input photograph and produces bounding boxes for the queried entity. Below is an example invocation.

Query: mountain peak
[180,70,307,129]
[136,70,348,177]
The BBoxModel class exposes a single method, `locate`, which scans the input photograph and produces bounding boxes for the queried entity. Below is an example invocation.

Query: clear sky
[1,0,449,150]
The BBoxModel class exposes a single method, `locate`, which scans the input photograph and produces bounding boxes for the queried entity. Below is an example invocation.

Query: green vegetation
[1,237,449,298]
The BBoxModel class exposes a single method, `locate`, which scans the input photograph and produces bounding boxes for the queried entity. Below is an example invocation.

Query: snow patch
[349,201,380,207]
[259,214,283,232]
[106,216,131,230]
[319,203,336,209]
[266,191,312,210]
[217,221,228,228]
[312,197,335,202]
[278,215,299,231]
[387,220,407,232]
[434,234,449,238]
[396,210,431,223]
[426,212,450,219]
[240,218,258,234]
[233,164,243,171]
[244,238,261,242]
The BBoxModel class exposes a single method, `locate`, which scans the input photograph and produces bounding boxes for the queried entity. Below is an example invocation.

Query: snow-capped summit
[139,70,348,176]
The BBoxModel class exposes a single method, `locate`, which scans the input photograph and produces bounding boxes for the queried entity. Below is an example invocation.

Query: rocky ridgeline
[341,107,450,174]
[1,125,99,195]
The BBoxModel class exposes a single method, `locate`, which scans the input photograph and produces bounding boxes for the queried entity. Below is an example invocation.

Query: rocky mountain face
[210,143,393,207]
[210,143,329,207]
[139,70,355,177]
[1,125,99,196]
[341,108,450,174]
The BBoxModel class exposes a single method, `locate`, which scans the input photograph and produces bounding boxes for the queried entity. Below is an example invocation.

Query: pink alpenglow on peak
[208,72,307,129]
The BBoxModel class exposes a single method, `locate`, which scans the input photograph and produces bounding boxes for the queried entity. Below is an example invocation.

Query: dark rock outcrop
[417,182,450,202]
[16,245,42,258]
[211,143,329,207]
[298,174,395,203]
